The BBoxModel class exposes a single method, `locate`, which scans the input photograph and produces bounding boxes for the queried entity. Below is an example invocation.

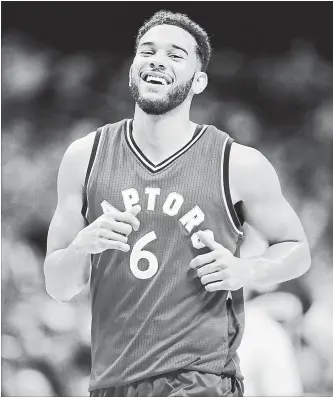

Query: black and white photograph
[1,2,333,396]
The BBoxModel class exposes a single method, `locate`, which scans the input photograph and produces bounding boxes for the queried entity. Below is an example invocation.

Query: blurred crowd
[1,29,333,396]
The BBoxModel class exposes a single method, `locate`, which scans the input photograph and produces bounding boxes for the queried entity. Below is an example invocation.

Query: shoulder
[205,124,229,139]
[58,131,97,188]
[63,118,127,166]
[230,142,271,170]
[65,130,96,158]
[229,142,281,202]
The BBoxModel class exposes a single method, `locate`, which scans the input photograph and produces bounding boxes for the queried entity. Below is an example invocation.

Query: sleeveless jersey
[82,119,245,391]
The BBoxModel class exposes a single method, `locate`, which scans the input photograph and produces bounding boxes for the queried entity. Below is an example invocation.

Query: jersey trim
[125,119,208,173]
[81,127,103,222]
[221,138,243,237]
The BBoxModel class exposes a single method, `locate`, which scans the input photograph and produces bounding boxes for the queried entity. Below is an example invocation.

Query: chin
[141,84,168,94]
[140,91,167,102]
[137,98,171,115]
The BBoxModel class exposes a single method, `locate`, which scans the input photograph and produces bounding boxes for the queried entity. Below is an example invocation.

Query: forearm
[248,240,311,287]
[44,241,91,303]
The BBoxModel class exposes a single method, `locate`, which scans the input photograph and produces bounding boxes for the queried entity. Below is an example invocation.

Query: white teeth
[146,75,168,85]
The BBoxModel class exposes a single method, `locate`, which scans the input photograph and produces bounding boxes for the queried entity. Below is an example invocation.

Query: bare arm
[191,143,311,291]
[44,133,141,303]
[230,144,311,287]
[44,134,94,303]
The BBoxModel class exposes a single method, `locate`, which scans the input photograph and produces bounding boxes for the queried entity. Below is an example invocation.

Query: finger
[110,221,133,236]
[109,211,140,232]
[99,229,128,243]
[127,205,141,217]
[126,205,141,231]
[100,239,130,252]
[190,251,217,269]
[197,231,232,256]
[100,202,141,231]
[200,269,229,286]
[196,262,228,277]
[205,281,229,292]
[101,218,132,235]
[101,200,121,214]
[196,231,223,251]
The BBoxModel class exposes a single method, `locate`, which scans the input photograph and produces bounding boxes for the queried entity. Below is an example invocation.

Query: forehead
[138,24,197,54]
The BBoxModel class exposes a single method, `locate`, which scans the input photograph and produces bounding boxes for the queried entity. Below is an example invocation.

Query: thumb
[127,205,141,216]
[197,230,226,252]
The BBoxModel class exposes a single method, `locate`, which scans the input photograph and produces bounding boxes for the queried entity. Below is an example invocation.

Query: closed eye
[170,54,183,59]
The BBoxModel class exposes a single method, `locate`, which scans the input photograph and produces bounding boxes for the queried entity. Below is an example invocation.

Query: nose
[150,62,165,70]
[149,56,166,70]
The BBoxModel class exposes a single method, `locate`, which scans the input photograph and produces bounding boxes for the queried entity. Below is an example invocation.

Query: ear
[192,72,208,95]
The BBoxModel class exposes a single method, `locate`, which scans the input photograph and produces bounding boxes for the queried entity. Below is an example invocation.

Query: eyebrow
[139,41,189,56]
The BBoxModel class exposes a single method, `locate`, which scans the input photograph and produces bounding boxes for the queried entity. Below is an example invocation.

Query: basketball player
[44,11,311,397]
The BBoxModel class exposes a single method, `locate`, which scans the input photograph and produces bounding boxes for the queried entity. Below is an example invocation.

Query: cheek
[130,63,139,76]
[132,55,148,71]
[175,63,195,80]
[130,60,141,78]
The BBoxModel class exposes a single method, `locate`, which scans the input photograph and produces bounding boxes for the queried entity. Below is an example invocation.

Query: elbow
[43,255,89,304]
[44,270,75,304]
[44,260,74,304]
[45,284,73,304]
[44,269,86,304]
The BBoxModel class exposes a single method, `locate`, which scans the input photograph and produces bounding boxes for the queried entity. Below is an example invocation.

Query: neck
[132,102,197,164]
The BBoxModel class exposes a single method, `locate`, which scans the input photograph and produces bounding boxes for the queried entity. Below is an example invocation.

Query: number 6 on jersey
[130,231,158,279]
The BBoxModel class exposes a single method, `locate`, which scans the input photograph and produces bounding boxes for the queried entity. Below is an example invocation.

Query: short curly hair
[135,10,212,72]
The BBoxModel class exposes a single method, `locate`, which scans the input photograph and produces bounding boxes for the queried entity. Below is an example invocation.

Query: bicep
[243,189,306,246]
[232,146,307,245]
[46,193,85,257]
[46,143,87,256]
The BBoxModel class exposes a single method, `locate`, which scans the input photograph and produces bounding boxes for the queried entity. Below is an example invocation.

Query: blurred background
[1,2,333,396]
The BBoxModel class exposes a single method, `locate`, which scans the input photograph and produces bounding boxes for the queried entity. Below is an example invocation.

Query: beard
[129,72,195,116]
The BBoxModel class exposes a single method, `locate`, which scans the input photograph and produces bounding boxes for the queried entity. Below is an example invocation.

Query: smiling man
[44,10,311,397]
[130,24,200,117]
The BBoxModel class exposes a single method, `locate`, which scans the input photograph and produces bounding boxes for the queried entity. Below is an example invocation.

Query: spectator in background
[238,223,304,395]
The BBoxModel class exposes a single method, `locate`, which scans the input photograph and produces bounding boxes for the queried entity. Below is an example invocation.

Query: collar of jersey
[125,119,208,173]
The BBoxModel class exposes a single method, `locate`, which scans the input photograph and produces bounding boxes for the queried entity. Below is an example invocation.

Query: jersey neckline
[124,119,208,174]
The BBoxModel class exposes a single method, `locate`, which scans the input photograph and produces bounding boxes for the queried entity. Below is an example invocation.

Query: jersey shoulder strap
[80,119,127,223]
[223,137,244,230]
[81,128,102,223]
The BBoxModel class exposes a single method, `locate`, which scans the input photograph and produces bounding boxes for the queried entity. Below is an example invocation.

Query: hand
[190,231,253,292]
[73,205,141,254]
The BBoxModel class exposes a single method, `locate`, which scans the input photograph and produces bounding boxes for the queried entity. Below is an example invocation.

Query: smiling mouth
[141,74,171,86]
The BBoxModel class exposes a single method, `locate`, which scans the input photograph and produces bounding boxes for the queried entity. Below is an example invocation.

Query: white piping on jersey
[126,119,208,172]
[221,138,244,237]
[85,126,106,219]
